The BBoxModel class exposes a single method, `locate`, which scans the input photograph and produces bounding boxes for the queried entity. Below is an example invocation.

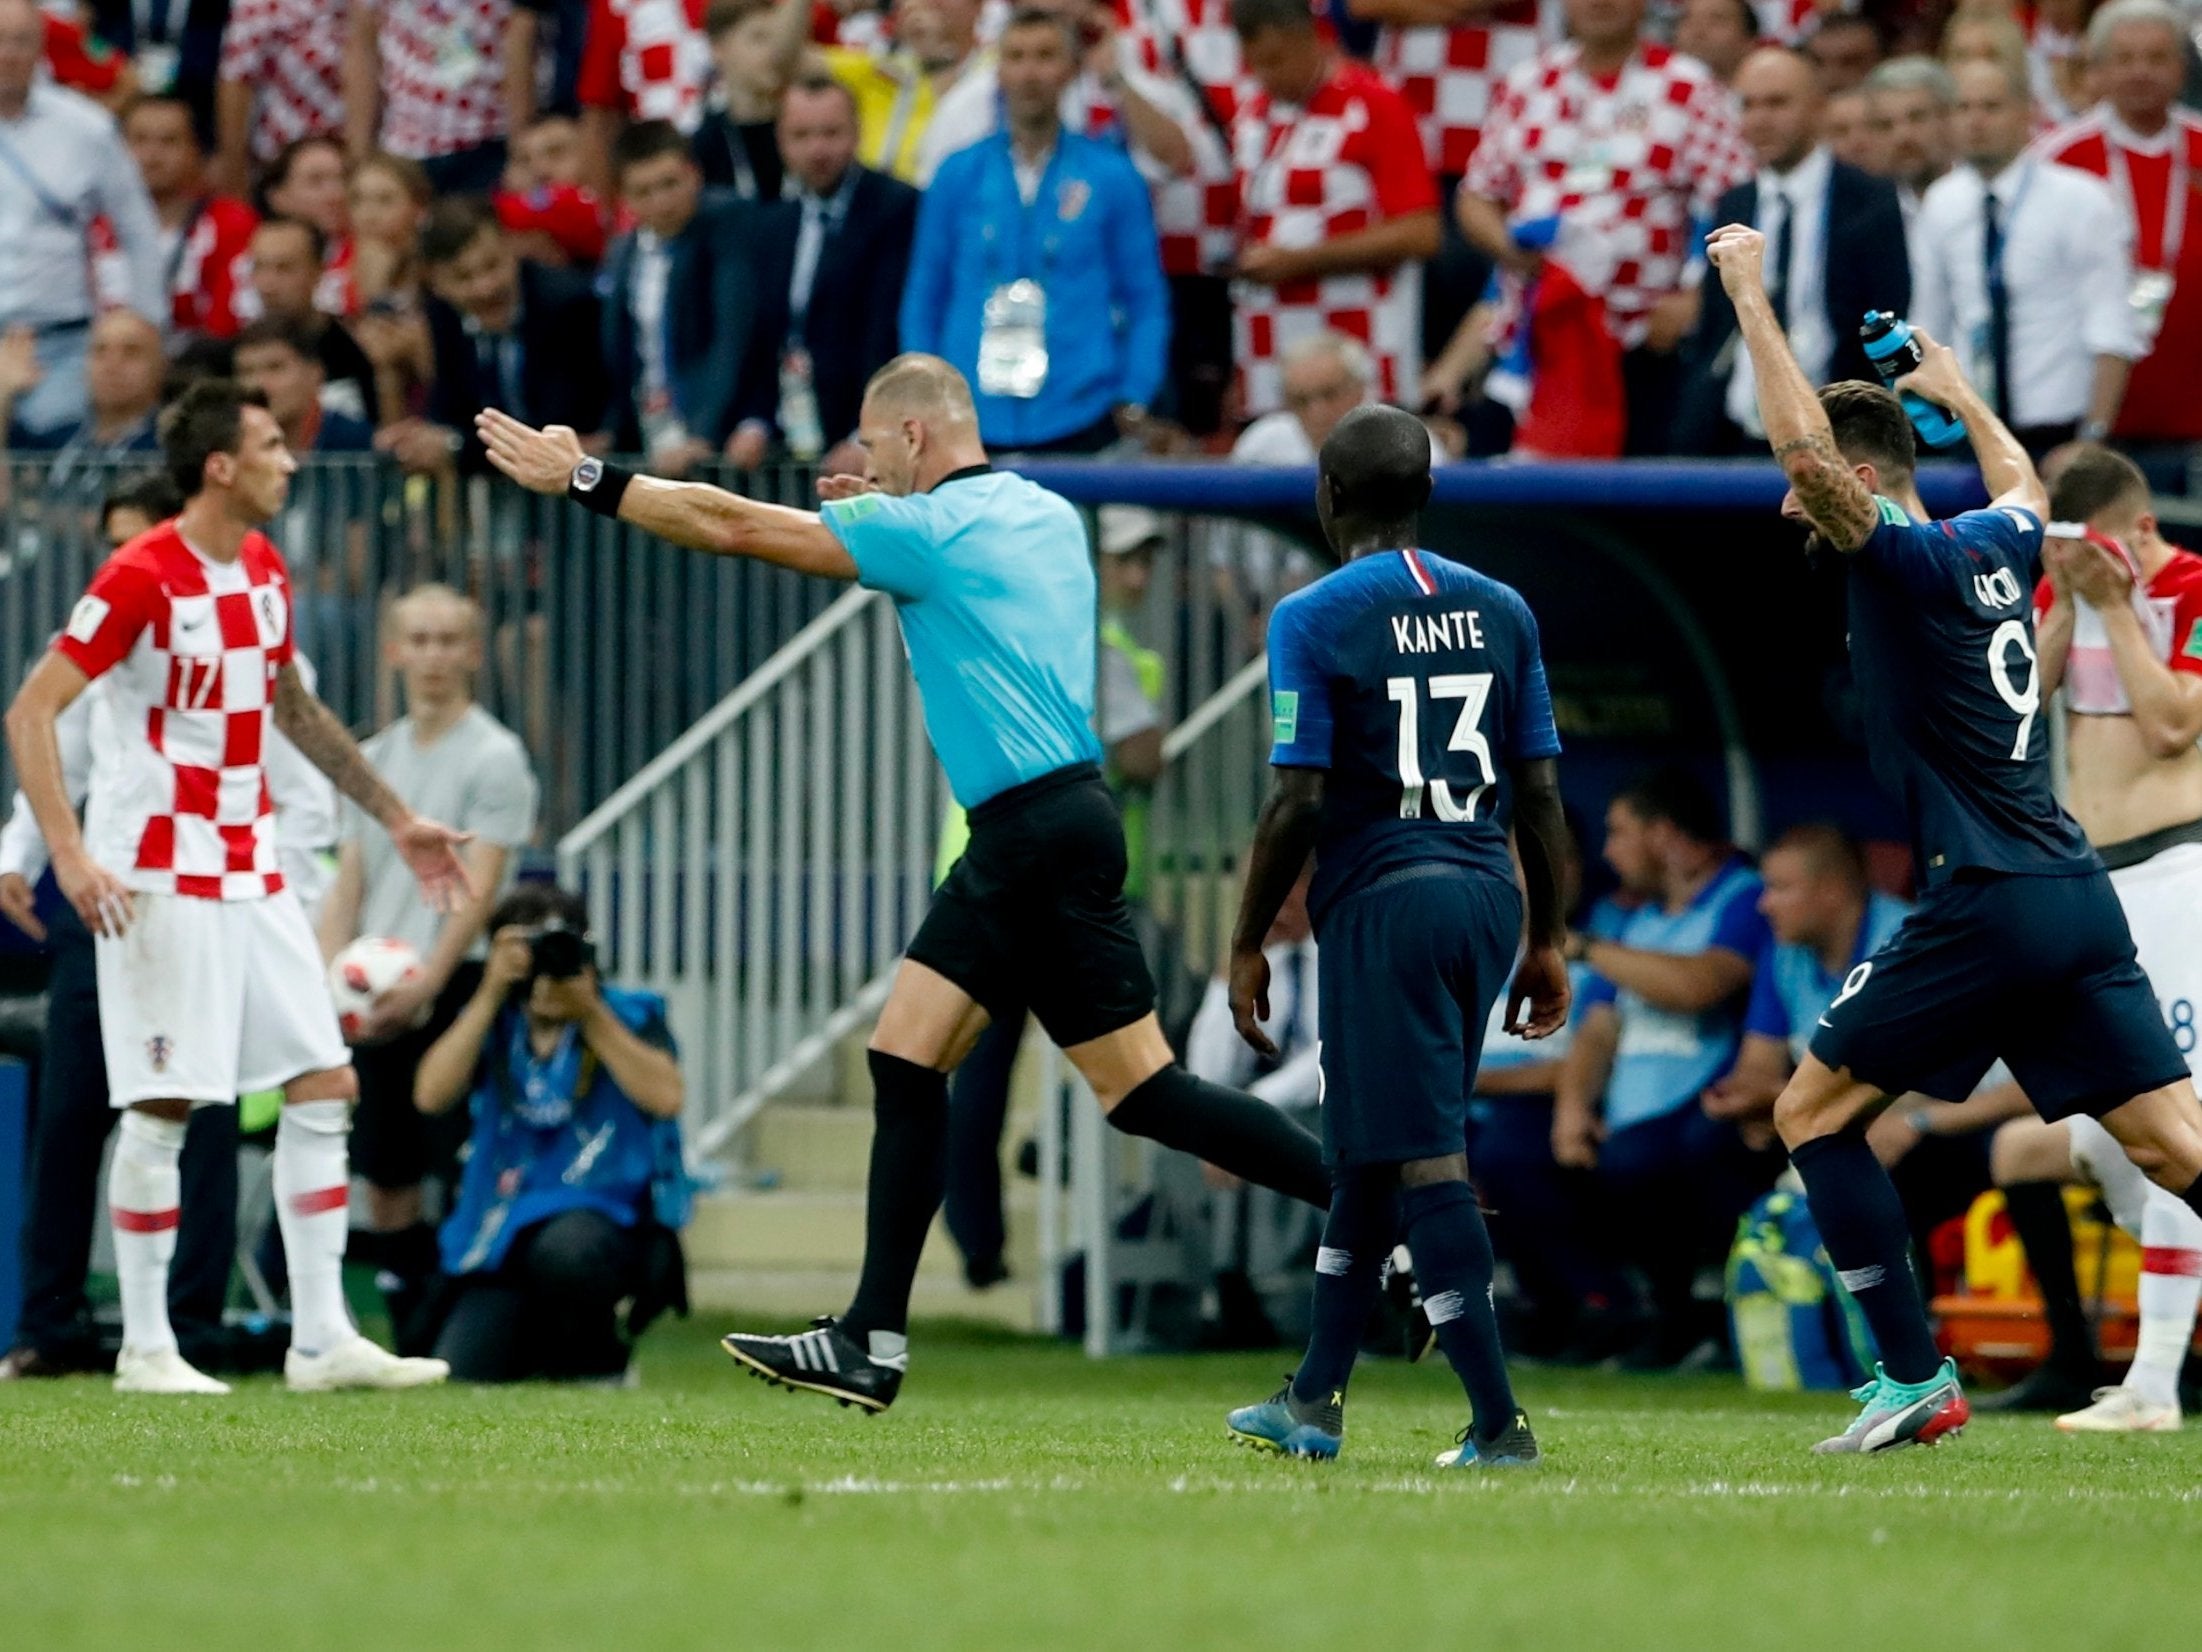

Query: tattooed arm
[273,662,407,827]
[1705,223,1881,552]
[273,663,476,912]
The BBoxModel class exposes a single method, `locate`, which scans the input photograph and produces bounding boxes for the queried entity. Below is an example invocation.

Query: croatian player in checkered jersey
[4,380,476,1396]
[1981,446,2202,1435]
[1706,219,2202,1454]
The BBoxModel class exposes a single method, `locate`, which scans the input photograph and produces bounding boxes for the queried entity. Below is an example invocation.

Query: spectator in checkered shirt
[578,0,715,195]
[1457,0,1753,454]
[1227,0,1440,419]
[344,0,546,195]
[1349,0,1549,382]
[1674,0,1756,88]
[213,0,348,198]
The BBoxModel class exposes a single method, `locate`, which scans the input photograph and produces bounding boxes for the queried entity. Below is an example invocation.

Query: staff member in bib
[898,8,1169,455]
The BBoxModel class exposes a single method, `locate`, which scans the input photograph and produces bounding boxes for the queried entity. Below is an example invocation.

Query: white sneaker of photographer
[2055,1386,2182,1433]
[114,1346,231,1395]
[286,1335,450,1392]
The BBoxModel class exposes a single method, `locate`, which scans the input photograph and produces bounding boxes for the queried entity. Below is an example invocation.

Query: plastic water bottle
[1858,311,1967,449]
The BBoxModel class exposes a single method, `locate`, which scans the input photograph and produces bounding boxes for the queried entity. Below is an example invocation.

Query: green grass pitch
[5,1321,2199,1650]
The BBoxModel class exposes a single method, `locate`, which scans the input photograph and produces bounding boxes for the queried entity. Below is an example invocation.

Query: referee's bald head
[1318,405,1433,545]
[857,353,986,495]
[863,354,978,432]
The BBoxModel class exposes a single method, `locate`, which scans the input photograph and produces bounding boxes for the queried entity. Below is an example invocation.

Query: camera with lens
[523,918,596,984]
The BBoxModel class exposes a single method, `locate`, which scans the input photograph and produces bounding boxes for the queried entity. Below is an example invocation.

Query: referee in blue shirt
[476,356,1329,1411]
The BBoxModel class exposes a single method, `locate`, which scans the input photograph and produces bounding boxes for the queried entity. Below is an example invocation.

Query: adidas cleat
[1434,1410,1540,1469]
[1814,1358,1970,1454]
[721,1316,905,1412]
[1226,1378,1343,1459]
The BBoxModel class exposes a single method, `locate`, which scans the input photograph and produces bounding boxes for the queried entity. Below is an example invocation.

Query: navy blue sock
[1290,1167,1397,1404]
[1400,1178,1516,1440]
[1790,1130,1942,1384]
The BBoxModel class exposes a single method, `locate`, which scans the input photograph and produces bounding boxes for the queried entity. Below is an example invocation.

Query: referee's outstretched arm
[475,409,860,581]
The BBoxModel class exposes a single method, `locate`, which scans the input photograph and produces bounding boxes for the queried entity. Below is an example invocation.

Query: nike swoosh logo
[1816,1016,1834,1029]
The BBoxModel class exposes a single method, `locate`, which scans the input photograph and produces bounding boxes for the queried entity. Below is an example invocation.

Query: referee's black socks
[843,1050,950,1340]
[1108,1067,1331,1208]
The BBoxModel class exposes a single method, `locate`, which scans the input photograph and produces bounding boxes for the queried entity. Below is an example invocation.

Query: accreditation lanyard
[2106,135,2190,271]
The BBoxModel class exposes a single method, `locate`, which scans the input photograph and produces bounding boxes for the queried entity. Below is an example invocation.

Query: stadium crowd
[0,0,2197,474]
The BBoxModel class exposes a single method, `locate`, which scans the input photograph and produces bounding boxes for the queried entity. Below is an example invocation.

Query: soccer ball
[328,936,426,1040]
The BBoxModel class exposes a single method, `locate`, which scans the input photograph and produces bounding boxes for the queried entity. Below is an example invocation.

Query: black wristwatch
[570,457,605,494]
[567,455,633,518]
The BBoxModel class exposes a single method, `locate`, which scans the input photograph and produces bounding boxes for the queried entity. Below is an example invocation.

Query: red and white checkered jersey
[577,0,711,132]
[2033,544,2202,715]
[1754,0,1815,46]
[1463,41,1752,346]
[1372,0,1555,179]
[166,195,260,339]
[369,0,514,160]
[217,0,348,165]
[2037,108,2202,440]
[58,523,296,901]
[1118,0,1246,274]
[1233,57,1439,416]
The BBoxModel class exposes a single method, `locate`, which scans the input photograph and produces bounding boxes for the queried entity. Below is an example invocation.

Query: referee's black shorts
[907,763,1155,1048]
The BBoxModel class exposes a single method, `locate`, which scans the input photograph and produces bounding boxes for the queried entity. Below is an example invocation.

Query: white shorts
[2109,840,2202,1082]
[95,889,350,1107]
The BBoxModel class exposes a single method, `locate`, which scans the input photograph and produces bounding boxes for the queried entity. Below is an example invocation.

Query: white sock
[867,1330,908,1367]
[109,1110,187,1358]
[275,1100,356,1357]
[2128,1186,2202,1408]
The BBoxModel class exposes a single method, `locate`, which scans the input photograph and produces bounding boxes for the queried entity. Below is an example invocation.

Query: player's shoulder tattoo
[1775,435,1879,552]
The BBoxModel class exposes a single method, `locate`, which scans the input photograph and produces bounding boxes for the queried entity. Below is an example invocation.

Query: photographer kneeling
[414,884,690,1382]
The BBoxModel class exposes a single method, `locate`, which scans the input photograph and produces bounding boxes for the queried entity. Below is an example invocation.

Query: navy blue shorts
[1314,866,1522,1167]
[1808,868,2189,1121]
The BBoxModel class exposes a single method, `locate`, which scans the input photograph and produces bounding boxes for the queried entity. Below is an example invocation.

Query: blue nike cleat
[1227,1378,1344,1459]
[1433,1410,1540,1469]
[1814,1357,1970,1455]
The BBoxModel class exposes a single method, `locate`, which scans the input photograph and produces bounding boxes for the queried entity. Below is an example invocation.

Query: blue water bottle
[1859,311,1967,448]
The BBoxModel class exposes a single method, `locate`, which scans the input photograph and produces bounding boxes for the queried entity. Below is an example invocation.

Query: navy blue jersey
[1847,500,2095,885]
[1268,547,1561,920]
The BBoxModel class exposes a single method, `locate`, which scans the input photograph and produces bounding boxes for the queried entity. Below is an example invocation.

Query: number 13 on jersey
[1387,672,1495,820]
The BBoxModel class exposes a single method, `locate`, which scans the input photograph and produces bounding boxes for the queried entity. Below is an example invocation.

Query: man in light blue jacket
[899,7,1170,454]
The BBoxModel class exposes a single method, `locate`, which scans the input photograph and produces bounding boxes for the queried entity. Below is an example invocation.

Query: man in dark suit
[600,119,777,475]
[751,74,918,474]
[403,196,611,476]
[1678,47,1910,455]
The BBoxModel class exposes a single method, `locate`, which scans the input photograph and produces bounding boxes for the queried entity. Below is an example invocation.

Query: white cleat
[113,1346,231,1395]
[2055,1386,2183,1434]
[285,1334,450,1393]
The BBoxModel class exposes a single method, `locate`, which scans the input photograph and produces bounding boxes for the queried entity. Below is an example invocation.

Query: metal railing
[0,455,837,837]
[556,587,949,1160]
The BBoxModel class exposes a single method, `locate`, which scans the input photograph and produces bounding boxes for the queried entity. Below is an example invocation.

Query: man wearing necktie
[1911,59,2141,458]
[1678,47,1910,455]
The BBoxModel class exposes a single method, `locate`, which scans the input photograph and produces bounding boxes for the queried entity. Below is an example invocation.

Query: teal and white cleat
[1227,1379,1343,1459]
[1433,1411,1540,1469]
[1814,1357,1970,1454]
